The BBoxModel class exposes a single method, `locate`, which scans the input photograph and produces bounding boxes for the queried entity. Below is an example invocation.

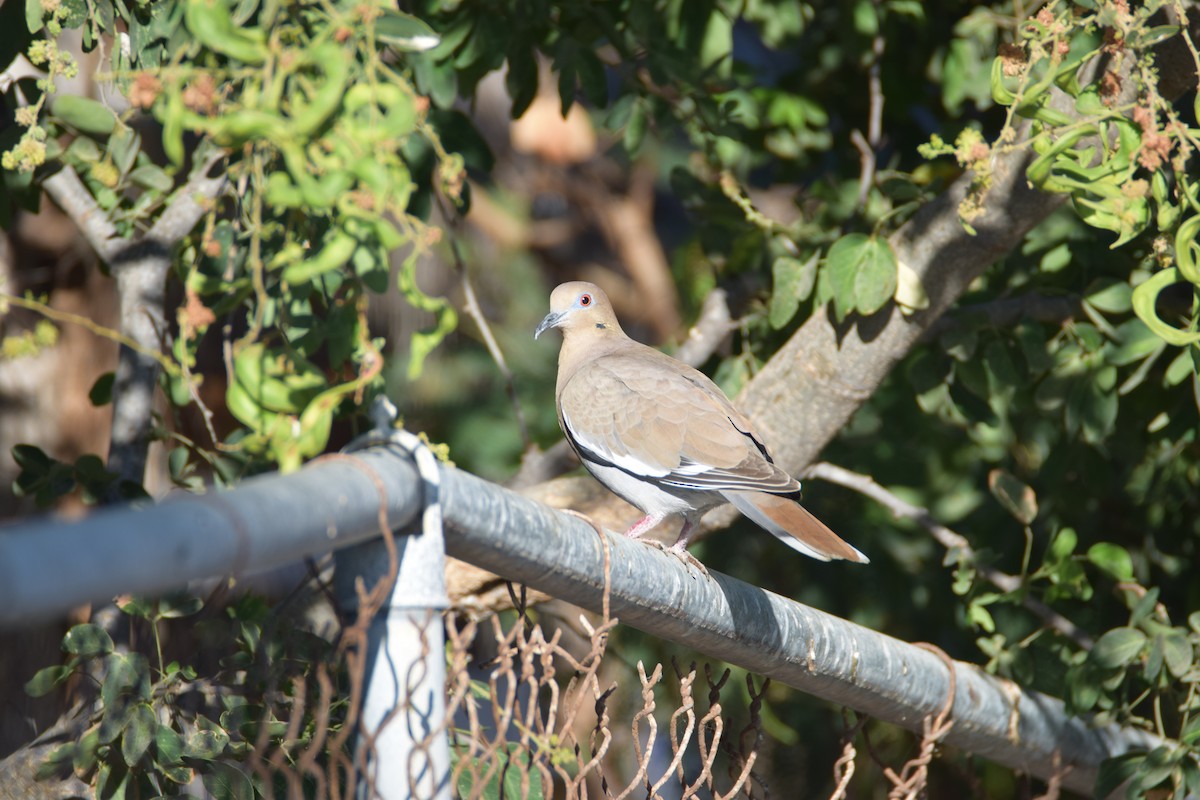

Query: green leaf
[623,98,648,154]
[454,742,545,800]
[1164,348,1196,387]
[74,728,100,773]
[825,233,897,320]
[1085,279,1132,314]
[98,652,151,744]
[49,94,116,136]
[201,761,254,800]
[107,126,139,179]
[35,742,75,781]
[576,50,607,108]
[185,716,230,760]
[1038,241,1072,272]
[1066,663,1101,712]
[121,703,156,766]
[987,469,1037,525]
[983,340,1021,398]
[1162,630,1193,678]
[1047,527,1077,562]
[1144,632,1165,681]
[66,136,102,163]
[117,596,156,618]
[1067,379,1118,444]
[1103,318,1162,367]
[1183,714,1200,746]
[1017,324,1054,373]
[25,0,44,34]
[11,443,51,471]
[1135,746,1179,792]
[853,0,879,35]
[1129,586,1161,627]
[89,372,114,406]
[768,253,817,329]
[129,164,173,193]
[157,592,203,618]
[156,724,185,765]
[854,238,898,316]
[375,9,439,51]
[1091,627,1147,669]
[1095,753,1145,800]
[62,623,114,657]
[74,453,116,504]
[967,601,995,632]
[505,47,537,120]
[25,664,74,697]
[1086,543,1133,581]
[700,9,733,74]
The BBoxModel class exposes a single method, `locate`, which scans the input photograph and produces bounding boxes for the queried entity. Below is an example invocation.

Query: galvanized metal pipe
[0,450,421,627]
[440,468,1161,796]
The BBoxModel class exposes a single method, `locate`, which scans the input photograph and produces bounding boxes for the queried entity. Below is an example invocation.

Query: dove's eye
[579,294,592,307]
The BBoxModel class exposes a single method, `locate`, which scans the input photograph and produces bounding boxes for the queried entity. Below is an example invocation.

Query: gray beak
[534,310,565,340]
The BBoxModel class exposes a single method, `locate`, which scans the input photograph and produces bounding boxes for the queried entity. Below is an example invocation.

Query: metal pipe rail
[0,446,1161,794]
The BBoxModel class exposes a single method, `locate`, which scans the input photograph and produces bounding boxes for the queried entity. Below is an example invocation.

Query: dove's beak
[534,310,566,340]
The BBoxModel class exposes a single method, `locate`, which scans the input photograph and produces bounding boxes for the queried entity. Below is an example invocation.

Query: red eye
[580,294,592,306]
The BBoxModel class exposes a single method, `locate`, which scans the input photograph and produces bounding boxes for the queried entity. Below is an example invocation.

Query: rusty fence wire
[240,540,984,800]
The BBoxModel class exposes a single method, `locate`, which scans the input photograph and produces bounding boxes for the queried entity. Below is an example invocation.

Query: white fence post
[334,530,451,800]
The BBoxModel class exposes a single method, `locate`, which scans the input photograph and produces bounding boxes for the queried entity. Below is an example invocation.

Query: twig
[805,461,1095,650]
[673,288,735,368]
[867,31,884,150]
[853,28,886,210]
[435,192,532,452]
[507,439,579,489]
[851,129,876,212]
[0,292,179,375]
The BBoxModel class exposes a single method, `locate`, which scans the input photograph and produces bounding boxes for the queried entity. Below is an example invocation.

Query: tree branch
[45,151,228,490]
[734,123,1064,474]
[671,287,734,368]
[41,166,119,261]
[149,149,227,242]
[805,461,1095,650]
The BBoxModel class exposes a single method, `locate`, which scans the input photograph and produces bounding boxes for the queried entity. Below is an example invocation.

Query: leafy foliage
[27,595,338,799]
[4,0,1200,796]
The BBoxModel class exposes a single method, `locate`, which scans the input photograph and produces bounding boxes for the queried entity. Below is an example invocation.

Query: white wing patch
[561,408,671,478]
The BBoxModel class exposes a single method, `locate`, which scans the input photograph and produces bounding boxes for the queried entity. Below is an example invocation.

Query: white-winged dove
[535,281,868,564]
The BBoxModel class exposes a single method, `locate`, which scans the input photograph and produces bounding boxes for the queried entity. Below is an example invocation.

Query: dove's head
[535,282,624,340]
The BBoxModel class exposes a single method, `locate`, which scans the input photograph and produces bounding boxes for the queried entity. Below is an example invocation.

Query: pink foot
[667,521,710,577]
[669,520,697,551]
[623,514,663,539]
